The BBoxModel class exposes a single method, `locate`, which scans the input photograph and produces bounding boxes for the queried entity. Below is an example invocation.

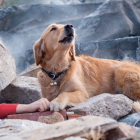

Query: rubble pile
[0,0,140,139]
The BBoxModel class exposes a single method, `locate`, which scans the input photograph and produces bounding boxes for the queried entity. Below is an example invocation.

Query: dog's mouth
[59,31,74,44]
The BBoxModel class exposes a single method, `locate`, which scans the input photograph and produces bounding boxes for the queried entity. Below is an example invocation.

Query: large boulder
[19,63,41,78]
[118,113,140,127]
[76,36,140,61]
[1,76,42,104]
[76,0,140,43]
[0,116,123,140]
[68,93,133,120]
[0,119,47,138]
[0,92,6,103]
[0,1,140,73]
[0,39,16,91]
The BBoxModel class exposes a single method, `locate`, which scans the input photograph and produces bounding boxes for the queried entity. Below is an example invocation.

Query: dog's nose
[65,24,73,28]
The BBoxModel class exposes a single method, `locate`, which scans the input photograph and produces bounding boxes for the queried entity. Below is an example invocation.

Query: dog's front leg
[50,90,88,111]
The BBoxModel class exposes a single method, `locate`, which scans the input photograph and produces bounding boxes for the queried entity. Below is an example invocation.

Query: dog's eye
[50,27,57,31]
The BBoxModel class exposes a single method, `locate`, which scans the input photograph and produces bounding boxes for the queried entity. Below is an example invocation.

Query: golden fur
[33,24,140,111]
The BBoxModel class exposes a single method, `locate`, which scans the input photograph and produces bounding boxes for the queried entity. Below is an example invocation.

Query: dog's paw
[50,99,66,112]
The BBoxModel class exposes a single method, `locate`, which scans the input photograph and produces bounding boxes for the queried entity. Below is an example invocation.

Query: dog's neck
[41,50,72,74]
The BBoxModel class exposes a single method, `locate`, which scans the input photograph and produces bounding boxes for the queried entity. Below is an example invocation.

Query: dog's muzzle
[59,24,74,44]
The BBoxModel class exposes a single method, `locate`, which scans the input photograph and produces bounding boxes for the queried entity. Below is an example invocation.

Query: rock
[118,123,136,137]
[0,119,47,138]
[76,0,140,43]
[118,113,140,127]
[37,112,64,124]
[24,49,35,69]
[0,92,6,103]
[1,76,42,104]
[0,39,16,91]
[64,137,86,140]
[68,93,133,120]
[51,0,64,5]
[7,110,67,121]
[19,63,41,78]
[0,116,122,140]
[77,36,139,61]
[119,129,140,140]
[0,1,140,73]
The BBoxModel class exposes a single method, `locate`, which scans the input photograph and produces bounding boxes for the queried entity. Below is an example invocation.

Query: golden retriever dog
[33,23,140,112]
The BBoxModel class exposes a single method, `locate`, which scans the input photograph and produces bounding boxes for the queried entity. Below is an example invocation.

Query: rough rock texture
[118,113,140,127]
[64,137,86,140]
[1,76,42,104]
[76,36,140,61]
[23,36,140,69]
[0,116,121,140]
[118,123,136,137]
[37,112,64,124]
[68,93,133,120]
[0,119,47,138]
[19,63,41,78]
[0,39,16,91]
[0,1,140,73]
[119,129,140,140]
[76,0,140,43]
[7,110,67,121]
[0,92,6,103]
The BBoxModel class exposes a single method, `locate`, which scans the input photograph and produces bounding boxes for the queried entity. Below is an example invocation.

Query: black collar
[41,67,68,80]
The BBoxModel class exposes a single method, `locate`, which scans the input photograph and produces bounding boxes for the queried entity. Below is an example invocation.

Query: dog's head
[33,24,76,66]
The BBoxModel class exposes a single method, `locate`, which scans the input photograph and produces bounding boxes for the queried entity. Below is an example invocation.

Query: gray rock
[118,113,140,127]
[19,63,41,78]
[119,129,140,140]
[0,92,6,103]
[0,39,16,91]
[1,76,42,104]
[68,93,133,120]
[0,119,47,138]
[0,116,118,140]
[76,0,140,43]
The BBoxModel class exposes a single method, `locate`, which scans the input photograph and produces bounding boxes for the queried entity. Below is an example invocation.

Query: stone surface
[37,112,64,124]
[64,137,87,140]
[0,92,6,103]
[0,119,47,138]
[7,110,67,121]
[19,63,41,78]
[68,93,133,120]
[119,129,140,140]
[0,116,120,140]
[76,0,140,43]
[0,1,140,73]
[1,76,42,104]
[118,113,140,127]
[118,123,136,137]
[0,39,16,91]
[77,37,140,61]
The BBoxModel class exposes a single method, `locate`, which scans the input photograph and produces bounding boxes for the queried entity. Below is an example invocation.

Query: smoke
[0,2,95,74]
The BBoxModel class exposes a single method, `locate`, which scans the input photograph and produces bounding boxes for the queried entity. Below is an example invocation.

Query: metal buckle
[51,74,56,80]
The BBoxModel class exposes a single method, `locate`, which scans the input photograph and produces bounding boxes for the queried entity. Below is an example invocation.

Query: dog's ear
[69,44,76,61]
[33,39,45,66]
